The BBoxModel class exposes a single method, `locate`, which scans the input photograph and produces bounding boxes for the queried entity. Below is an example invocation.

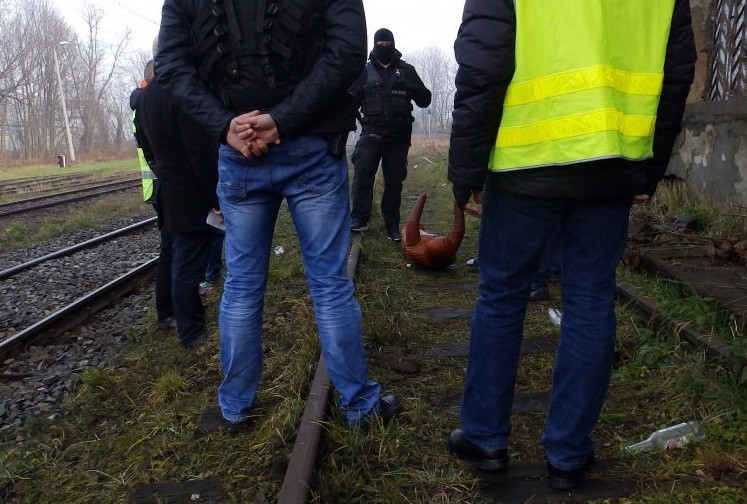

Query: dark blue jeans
[531,227,562,291]
[171,231,212,346]
[460,186,631,471]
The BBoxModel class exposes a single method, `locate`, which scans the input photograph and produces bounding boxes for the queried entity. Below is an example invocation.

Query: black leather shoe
[157,317,176,332]
[547,453,594,491]
[182,330,210,349]
[447,429,508,471]
[223,415,253,435]
[378,394,402,423]
[348,393,402,429]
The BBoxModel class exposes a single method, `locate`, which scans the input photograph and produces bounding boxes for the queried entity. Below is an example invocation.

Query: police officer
[349,28,431,242]
[155,0,400,429]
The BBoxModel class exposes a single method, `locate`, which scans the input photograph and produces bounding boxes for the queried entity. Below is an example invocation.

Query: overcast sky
[53,0,464,58]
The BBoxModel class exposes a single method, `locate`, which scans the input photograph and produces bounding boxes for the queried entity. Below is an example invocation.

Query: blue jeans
[460,186,631,470]
[205,229,225,281]
[216,137,381,423]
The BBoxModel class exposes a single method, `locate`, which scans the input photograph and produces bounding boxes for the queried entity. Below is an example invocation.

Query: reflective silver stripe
[141,170,157,180]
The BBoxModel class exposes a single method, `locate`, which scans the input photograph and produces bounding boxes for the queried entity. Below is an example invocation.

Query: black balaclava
[372,28,396,64]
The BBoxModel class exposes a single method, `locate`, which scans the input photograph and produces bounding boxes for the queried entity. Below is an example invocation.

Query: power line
[100,0,160,27]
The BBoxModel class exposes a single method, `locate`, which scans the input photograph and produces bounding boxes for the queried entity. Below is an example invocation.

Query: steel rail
[0,258,158,356]
[0,217,157,280]
[0,180,140,218]
[0,177,140,207]
[0,173,93,195]
[277,232,363,504]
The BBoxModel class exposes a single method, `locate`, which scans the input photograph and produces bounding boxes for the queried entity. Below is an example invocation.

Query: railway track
[0,178,140,219]
[0,172,93,196]
[0,217,158,357]
[1,200,743,502]
[0,171,135,197]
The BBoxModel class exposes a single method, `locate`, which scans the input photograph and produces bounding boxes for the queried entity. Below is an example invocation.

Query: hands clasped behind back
[226,110,281,158]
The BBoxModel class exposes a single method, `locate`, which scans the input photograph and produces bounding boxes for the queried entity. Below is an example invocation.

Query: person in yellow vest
[130,59,176,332]
[446,0,695,490]
[132,62,157,204]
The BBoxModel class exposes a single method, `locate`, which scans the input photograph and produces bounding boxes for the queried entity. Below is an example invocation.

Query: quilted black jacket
[155,0,367,142]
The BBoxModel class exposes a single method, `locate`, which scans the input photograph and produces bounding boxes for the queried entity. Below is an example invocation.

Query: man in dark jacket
[132,54,219,349]
[155,0,400,429]
[446,0,695,490]
[130,60,175,334]
[349,28,431,241]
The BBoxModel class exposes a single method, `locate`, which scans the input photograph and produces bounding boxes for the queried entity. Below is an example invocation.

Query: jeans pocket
[293,137,345,196]
[217,146,248,203]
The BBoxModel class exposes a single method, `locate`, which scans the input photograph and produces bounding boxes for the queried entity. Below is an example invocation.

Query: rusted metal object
[401,193,465,269]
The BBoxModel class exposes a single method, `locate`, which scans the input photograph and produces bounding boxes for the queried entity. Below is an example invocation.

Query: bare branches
[406,46,456,137]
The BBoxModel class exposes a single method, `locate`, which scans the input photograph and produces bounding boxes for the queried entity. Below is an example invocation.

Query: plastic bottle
[624,420,706,453]
[548,307,562,327]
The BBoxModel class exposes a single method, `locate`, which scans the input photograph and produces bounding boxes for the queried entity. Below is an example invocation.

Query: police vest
[490,0,676,172]
[361,62,414,127]
[131,110,156,203]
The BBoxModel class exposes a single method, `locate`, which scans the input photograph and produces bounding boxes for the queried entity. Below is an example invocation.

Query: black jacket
[349,50,432,141]
[155,0,367,143]
[448,0,696,200]
[130,79,219,234]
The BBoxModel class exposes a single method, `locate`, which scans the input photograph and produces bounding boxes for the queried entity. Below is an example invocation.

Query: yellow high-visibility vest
[490,0,676,171]
[131,110,156,203]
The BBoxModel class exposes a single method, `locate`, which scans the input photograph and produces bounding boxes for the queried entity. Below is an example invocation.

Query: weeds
[0,152,744,502]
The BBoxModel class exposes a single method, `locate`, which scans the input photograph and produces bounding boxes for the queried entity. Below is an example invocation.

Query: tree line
[0,0,455,166]
[1,0,150,165]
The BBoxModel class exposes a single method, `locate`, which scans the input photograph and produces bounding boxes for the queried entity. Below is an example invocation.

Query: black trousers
[156,229,174,322]
[171,230,212,346]
[350,135,410,233]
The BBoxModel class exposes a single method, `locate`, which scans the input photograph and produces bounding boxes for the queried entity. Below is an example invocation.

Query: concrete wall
[664,2,747,206]
[667,98,747,205]
[688,0,713,103]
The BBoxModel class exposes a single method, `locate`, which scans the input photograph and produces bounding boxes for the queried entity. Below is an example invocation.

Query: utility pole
[52,41,75,163]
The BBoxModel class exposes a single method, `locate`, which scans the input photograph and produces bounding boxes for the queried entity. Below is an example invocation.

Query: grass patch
[0,190,150,253]
[0,146,744,502]
[641,178,747,239]
[619,267,747,365]
[0,158,138,181]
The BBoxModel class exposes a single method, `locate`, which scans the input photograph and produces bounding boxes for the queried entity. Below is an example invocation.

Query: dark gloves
[452,184,474,209]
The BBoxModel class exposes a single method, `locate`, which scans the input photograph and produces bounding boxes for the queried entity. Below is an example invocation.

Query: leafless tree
[68,2,131,156]
[0,0,148,162]
[406,46,456,137]
[0,0,72,161]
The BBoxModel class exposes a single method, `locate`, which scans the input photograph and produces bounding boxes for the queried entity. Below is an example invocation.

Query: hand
[226,110,261,157]
[244,113,281,147]
[633,194,650,205]
[465,191,483,216]
[465,201,482,217]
